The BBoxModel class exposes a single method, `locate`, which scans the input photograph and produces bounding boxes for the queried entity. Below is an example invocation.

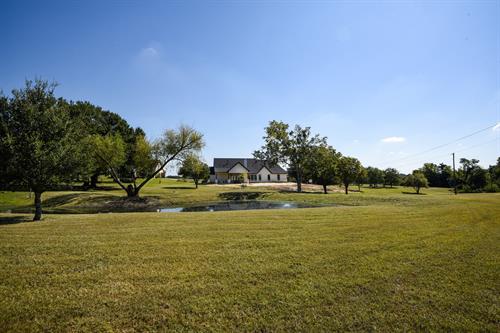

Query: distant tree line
[254,121,500,195]
[0,79,205,220]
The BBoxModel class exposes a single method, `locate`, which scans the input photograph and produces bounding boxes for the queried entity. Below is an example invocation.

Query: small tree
[306,146,341,194]
[383,168,400,188]
[178,154,210,188]
[1,79,85,220]
[337,156,363,195]
[403,171,429,194]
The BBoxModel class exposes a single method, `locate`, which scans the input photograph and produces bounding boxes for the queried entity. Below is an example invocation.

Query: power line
[379,123,498,167]
[390,137,499,169]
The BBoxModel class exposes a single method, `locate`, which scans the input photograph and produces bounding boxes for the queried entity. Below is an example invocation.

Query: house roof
[213,158,287,174]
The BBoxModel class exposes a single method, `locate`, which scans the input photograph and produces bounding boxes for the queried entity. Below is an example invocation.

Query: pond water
[159,200,323,213]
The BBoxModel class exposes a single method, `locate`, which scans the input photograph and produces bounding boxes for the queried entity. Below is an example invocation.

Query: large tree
[337,156,363,195]
[94,125,204,197]
[1,80,85,220]
[306,146,341,194]
[0,92,12,189]
[178,154,210,188]
[383,168,400,188]
[458,158,487,191]
[366,167,384,187]
[69,101,143,188]
[254,120,327,192]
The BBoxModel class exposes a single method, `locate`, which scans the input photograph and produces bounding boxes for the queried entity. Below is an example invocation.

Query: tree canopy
[178,154,210,188]
[306,146,341,194]
[403,171,429,194]
[337,156,363,195]
[0,79,86,220]
[254,120,327,192]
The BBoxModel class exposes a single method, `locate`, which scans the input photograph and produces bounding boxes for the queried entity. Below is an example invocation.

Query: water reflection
[159,200,320,213]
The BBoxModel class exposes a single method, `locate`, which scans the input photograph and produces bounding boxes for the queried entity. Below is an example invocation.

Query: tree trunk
[323,184,327,194]
[126,185,138,197]
[194,179,199,189]
[33,191,42,221]
[416,186,420,194]
[296,172,302,193]
[344,182,349,195]
[90,173,99,188]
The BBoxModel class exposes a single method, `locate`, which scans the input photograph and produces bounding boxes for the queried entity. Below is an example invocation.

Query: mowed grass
[0,178,456,213]
[0,189,499,331]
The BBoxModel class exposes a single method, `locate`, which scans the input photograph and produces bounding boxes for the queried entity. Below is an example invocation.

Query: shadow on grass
[42,193,83,207]
[219,192,267,200]
[0,215,32,225]
[277,190,333,195]
[402,192,427,195]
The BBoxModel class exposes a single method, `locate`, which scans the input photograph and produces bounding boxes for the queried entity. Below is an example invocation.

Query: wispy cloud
[139,47,159,58]
[493,122,500,131]
[381,136,406,143]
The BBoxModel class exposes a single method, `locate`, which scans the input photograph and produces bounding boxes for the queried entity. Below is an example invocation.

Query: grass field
[0,181,499,331]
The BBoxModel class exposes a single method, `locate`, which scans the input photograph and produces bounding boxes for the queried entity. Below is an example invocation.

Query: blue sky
[1,0,499,173]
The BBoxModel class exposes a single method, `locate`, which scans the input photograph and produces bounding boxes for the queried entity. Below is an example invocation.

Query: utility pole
[452,152,457,195]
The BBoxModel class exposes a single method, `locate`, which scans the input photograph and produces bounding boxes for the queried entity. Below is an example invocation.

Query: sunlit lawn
[0,182,499,331]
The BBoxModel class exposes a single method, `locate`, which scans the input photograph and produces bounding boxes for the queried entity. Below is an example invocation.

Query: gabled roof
[213,158,287,174]
[227,162,250,173]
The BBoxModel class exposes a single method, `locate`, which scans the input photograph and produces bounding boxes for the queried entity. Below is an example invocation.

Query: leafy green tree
[337,156,363,195]
[254,120,327,193]
[0,92,12,189]
[366,167,384,187]
[437,163,453,187]
[418,163,452,187]
[458,158,487,191]
[95,125,204,197]
[1,80,86,220]
[403,171,429,194]
[306,146,341,194]
[69,101,143,188]
[178,154,210,188]
[132,135,157,178]
[488,157,500,186]
[355,166,368,191]
[87,133,127,185]
[383,168,400,188]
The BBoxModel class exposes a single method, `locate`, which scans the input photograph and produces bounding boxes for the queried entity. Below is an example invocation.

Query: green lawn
[0,183,499,331]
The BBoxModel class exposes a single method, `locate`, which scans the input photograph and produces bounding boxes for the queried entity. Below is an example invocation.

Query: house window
[277,174,280,181]
[267,174,271,181]
[258,174,261,181]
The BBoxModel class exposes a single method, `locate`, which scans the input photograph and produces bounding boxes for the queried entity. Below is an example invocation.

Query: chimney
[243,159,248,168]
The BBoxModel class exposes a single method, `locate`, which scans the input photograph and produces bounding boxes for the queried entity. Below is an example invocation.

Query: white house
[210,158,288,184]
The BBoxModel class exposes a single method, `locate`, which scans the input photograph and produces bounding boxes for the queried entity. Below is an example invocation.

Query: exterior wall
[276,173,288,182]
[215,172,228,182]
[256,167,272,182]
[227,163,248,174]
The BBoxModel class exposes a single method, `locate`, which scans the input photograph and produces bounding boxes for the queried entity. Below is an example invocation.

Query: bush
[484,184,500,193]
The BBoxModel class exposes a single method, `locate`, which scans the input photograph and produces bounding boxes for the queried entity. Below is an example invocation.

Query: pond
[159,200,325,213]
